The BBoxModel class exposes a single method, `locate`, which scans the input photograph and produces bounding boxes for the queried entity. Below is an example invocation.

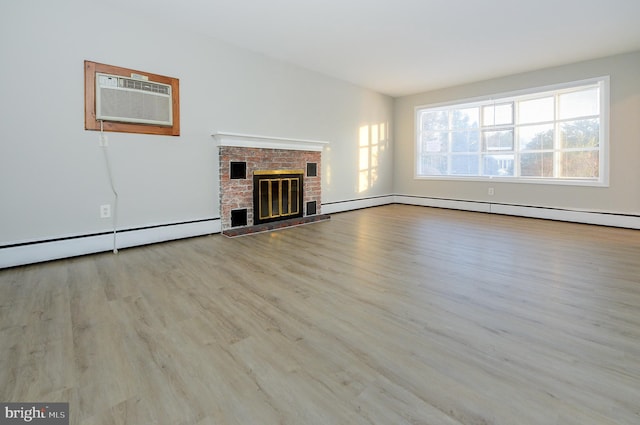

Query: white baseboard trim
[489,203,640,229]
[4,196,638,269]
[394,195,640,229]
[393,195,491,213]
[321,195,395,214]
[0,218,221,269]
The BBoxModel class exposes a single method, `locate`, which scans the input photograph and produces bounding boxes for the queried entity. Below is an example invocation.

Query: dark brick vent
[307,201,317,216]
[230,209,248,227]
[307,162,317,177]
[230,162,247,180]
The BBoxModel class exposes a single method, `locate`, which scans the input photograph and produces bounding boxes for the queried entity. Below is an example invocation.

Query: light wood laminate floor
[2,204,640,424]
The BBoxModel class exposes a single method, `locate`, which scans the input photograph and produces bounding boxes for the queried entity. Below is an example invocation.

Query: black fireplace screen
[253,170,304,224]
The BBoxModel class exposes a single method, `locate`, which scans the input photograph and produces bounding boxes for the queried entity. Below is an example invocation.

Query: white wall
[0,0,393,265]
[394,52,640,218]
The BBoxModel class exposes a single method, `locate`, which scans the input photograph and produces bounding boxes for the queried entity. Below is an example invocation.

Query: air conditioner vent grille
[120,78,170,95]
[95,72,173,126]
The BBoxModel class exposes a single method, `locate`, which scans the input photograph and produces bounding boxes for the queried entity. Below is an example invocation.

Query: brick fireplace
[213,133,328,234]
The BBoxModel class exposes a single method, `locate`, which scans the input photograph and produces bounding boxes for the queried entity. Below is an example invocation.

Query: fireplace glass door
[253,170,304,224]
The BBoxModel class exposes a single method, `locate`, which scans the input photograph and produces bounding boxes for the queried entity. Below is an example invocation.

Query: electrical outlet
[100,204,111,218]
[488,187,495,196]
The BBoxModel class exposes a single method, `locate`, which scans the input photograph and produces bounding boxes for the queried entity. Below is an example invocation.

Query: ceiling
[109,0,640,97]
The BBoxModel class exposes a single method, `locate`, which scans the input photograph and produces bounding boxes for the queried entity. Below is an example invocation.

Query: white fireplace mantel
[212,132,329,152]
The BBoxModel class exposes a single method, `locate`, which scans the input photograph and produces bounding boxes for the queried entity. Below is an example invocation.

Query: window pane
[451,130,479,152]
[421,110,448,131]
[560,119,599,149]
[560,150,599,178]
[482,103,513,126]
[559,88,599,120]
[451,154,479,175]
[483,129,514,151]
[452,107,479,129]
[483,154,514,176]
[521,152,554,177]
[519,124,554,150]
[421,132,448,153]
[519,97,554,124]
[419,154,447,175]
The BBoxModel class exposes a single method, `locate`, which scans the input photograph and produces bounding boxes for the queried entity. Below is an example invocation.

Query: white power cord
[100,120,119,254]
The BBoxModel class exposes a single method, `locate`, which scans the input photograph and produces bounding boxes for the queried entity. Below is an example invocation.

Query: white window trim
[414,76,610,187]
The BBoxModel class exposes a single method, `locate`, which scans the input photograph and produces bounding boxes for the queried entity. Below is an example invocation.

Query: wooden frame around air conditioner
[84,60,180,136]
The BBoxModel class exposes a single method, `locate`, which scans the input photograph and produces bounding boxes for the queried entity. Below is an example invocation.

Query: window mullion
[479,107,486,176]
[514,125,520,178]
[554,93,561,178]
[447,130,453,175]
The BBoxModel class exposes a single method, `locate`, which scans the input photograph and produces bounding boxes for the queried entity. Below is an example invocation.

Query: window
[416,78,608,185]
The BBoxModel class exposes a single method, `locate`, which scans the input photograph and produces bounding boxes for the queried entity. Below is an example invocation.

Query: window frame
[414,77,609,186]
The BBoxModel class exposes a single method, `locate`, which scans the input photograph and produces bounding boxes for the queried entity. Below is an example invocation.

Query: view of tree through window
[416,79,606,184]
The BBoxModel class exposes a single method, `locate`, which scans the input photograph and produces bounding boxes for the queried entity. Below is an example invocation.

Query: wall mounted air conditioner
[95,73,173,126]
